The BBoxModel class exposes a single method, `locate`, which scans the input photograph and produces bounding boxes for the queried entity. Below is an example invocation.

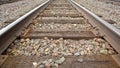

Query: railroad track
[0,0,120,68]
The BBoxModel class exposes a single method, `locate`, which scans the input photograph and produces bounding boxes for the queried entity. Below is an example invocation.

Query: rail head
[0,0,53,54]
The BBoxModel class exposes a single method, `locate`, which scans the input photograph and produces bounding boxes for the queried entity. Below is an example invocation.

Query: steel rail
[69,0,120,65]
[0,0,53,54]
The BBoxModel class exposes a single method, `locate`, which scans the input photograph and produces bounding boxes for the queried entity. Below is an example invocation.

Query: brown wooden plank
[60,56,120,68]
[22,31,100,39]
[0,55,119,68]
[39,19,84,24]
[33,30,90,32]
[43,10,78,12]
[45,7,76,10]
[42,10,79,14]
[38,17,85,23]
[39,13,83,18]
[49,4,72,7]
[47,6,74,8]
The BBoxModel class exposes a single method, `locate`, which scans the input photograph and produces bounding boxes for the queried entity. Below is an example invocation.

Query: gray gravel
[6,37,115,56]
[0,0,46,29]
[74,0,120,28]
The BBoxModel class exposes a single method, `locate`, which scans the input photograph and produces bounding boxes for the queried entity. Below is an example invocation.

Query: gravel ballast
[6,38,116,56]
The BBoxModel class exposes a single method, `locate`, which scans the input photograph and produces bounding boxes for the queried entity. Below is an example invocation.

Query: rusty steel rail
[0,0,53,54]
[68,0,120,65]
